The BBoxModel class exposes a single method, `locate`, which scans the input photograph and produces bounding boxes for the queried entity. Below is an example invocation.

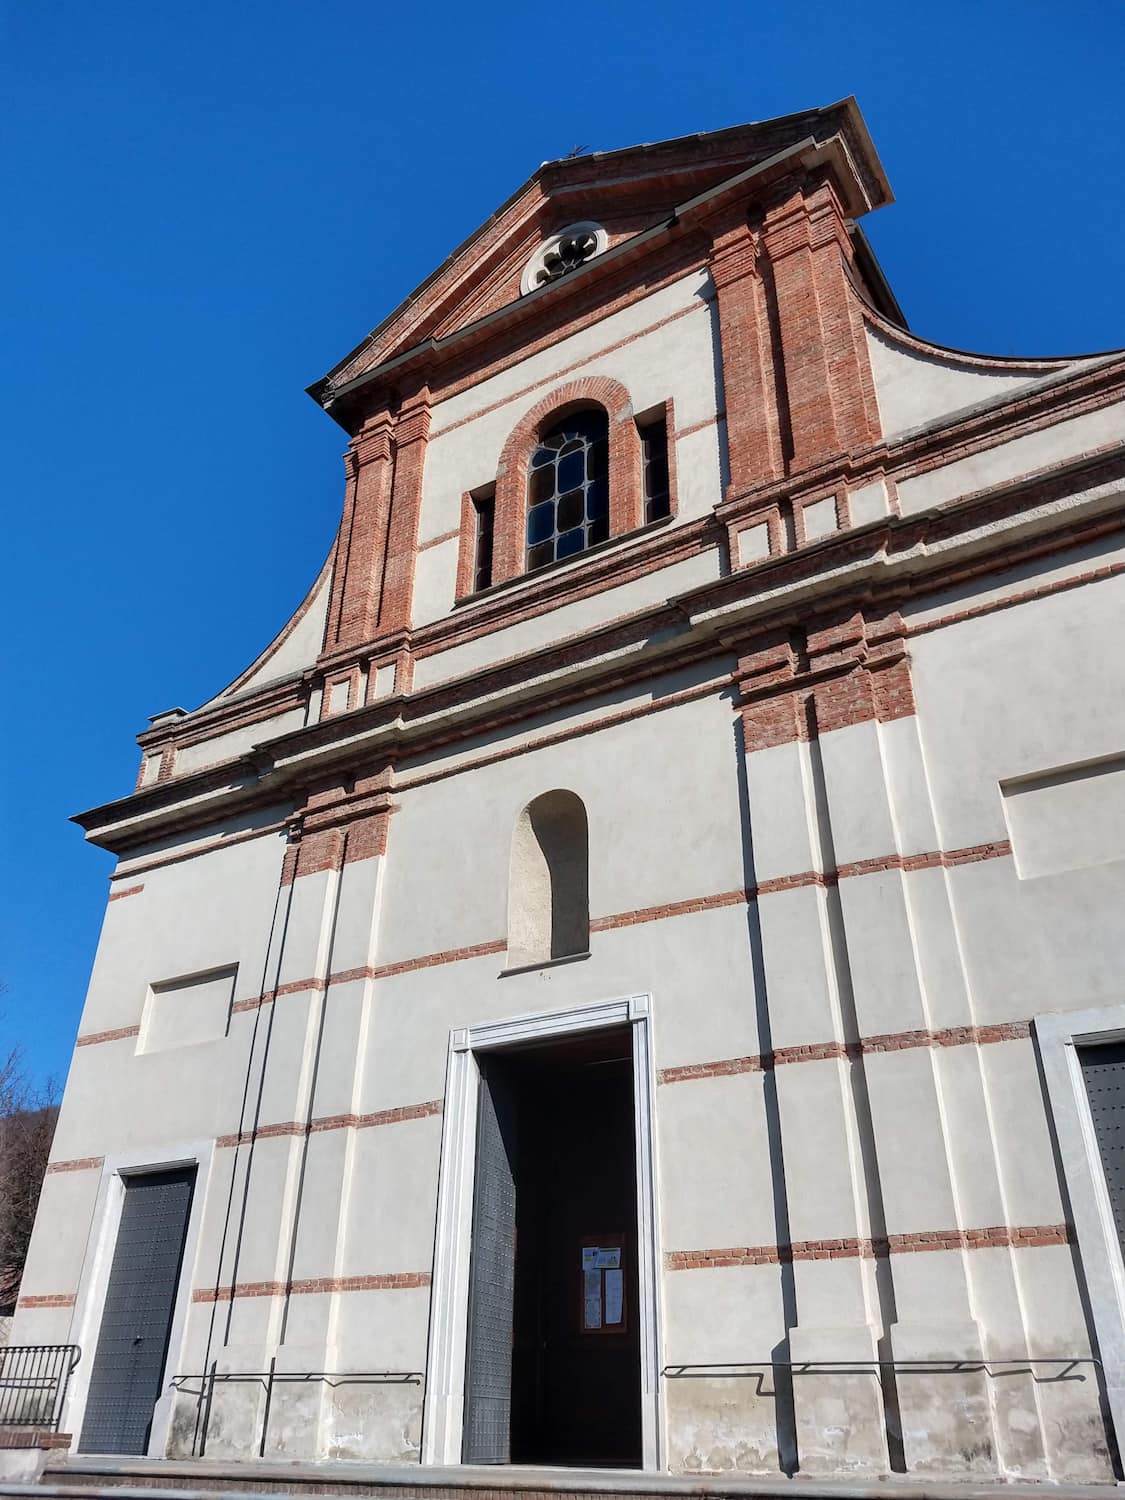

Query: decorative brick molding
[192,1271,431,1304]
[735,606,916,752]
[75,1024,139,1049]
[45,1155,104,1174]
[487,375,643,588]
[658,1020,1031,1085]
[906,558,1125,639]
[216,1098,442,1150]
[107,884,144,902]
[666,1222,1071,1270]
[432,297,708,443]
[0,1430,71,1450]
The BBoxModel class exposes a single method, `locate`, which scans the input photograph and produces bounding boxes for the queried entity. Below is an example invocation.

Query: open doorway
[462,1025,642,1467]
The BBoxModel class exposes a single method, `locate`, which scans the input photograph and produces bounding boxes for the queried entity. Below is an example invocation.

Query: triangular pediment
[310,99,889,414]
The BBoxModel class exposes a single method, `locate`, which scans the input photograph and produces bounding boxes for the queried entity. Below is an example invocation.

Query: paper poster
[583,1269,602,1329]
[604,1268,624,1325]
[582,1245,621,1270]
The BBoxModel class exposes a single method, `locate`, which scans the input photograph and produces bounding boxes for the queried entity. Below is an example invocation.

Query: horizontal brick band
[82,845,1020,1055]
[45,1155,104,1174]
[192,1271,431,1303]
[75,1024,140,1048]
[658,1021,1031,1084]
[108,884,144,902]
[906,559,1125,640]
[200,842,1015,1030]
[417,527,459,551]
[0,1430,72,1450]
[16,1293,76,1309]
[590,889,749,931]
[217,1098,442,1150]
[666,1223,1071,1270]
[430,298,708,440]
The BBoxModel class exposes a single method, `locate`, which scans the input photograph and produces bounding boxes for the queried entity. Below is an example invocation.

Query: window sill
[499,950,592,979]
[455,512,675,610]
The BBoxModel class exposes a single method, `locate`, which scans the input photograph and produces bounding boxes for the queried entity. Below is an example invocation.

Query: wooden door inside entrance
[462,1026,641,1467]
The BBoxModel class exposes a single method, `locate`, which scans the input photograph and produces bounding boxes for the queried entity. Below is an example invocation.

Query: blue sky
[2,2,1122,1088]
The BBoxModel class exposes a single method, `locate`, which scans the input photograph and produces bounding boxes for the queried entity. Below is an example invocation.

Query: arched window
[526,411,610,572]
[507,790,590,968]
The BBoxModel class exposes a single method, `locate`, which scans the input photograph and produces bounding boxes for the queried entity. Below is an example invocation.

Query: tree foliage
[0,1048,59,1315]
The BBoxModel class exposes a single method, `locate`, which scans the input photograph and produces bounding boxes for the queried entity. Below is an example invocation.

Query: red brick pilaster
[378,388,432,632]
[761,179,881,473]
[327,411,395,651]
[708,210,785,496]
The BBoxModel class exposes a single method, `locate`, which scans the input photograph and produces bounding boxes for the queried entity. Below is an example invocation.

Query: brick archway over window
[487,376,644,586]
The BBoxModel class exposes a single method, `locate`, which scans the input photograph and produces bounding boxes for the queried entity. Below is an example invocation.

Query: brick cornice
[82,439,1125,856]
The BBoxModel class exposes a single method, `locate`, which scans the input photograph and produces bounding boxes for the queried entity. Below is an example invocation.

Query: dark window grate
[472,491,495,592]
[639,418,670,523]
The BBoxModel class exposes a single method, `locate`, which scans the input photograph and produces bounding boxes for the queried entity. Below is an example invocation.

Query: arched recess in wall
[507,790,590,968]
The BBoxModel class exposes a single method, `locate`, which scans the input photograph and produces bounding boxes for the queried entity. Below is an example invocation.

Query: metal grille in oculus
[526,411,609,571]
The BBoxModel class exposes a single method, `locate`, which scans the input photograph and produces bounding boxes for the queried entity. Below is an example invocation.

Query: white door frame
[65,1139,213,1455]
[1036,1002,1125,1455]
[421,993,663,1470]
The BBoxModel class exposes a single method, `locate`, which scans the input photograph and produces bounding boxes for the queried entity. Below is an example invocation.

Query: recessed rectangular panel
[140,967,236,1053]
[1002,755,1125,878]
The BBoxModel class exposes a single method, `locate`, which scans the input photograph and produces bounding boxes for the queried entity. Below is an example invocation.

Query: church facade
[14,99,1125,1485]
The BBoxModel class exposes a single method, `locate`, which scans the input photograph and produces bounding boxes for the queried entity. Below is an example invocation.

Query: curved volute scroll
[507,790,590,968]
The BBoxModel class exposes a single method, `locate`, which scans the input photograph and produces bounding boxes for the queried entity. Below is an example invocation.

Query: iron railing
[171,1365,423,1457]
[0,1344,81,1432]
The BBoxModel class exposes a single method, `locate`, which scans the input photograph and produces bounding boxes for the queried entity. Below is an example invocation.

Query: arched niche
[507,790,590,968]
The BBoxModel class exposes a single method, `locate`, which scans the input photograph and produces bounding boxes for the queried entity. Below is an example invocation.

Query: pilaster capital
[708,216,761,289]
[351,419,394,468]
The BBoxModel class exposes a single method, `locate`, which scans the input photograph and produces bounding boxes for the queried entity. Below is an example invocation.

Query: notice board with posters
[578,1233,627,1335]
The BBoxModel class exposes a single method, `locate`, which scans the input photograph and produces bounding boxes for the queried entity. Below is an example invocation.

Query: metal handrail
[0,1344,81,1432]
[170,1364,424,1458]
[663,1356,1099,1383]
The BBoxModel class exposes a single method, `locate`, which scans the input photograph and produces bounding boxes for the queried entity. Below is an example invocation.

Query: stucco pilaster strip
[905,559,1125,639]
[75,1024,140,1048]
[666,1223,1071,1269]
[658,1021,1032,1084]
[15,1293,76,1309]
[45,1155,104,1174]
[192,1271,431,1303]
[107,884,144,901]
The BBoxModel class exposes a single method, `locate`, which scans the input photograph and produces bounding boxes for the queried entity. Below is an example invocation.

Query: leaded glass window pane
[525,409,611,572]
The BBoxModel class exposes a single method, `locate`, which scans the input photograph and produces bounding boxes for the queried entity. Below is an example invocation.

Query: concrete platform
[0,1454,1116,1500]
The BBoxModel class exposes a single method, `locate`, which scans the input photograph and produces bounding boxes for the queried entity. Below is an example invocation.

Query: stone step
[0,1456,1114,1500]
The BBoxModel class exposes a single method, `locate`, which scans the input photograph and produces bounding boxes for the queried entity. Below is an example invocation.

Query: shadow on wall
[507,790,589,969]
